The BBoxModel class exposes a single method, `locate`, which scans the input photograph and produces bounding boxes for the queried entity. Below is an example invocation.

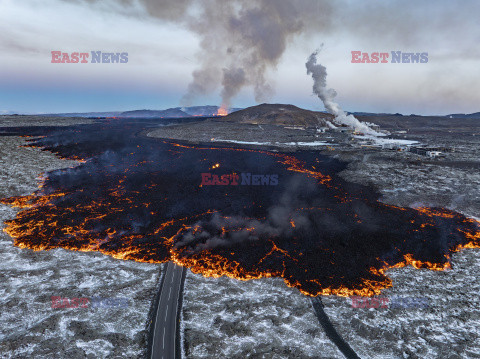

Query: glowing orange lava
[216,106,228,116]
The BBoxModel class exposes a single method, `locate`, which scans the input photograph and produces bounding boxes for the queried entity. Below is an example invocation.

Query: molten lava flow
[1,120,480,298]
[1,192,67,209]
[216,106,228,116]
[384,253,452,271]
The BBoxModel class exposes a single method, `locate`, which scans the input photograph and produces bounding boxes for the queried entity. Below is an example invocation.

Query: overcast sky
[1,0,479,115]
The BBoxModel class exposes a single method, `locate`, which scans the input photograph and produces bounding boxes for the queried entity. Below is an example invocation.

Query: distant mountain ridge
[37,111,122,118]
[120,106,243,118]
[33,106,241,118]
[7,107,480,120]
[120,108,190,118]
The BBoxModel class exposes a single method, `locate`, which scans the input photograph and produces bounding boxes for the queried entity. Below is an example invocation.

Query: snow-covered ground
[212,139,330,147]
[181,246,480,359]
[211,139,273,146]
[354,134,419,147]
[284,141,329,146]
[0,136,162,358]
[182,273,343,358]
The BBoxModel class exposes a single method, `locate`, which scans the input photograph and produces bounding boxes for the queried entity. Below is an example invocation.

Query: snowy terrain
[181,247,480,359]
[353,134,418,147]
[212,139,330,147]
[322,248,480,358]
[182,273,343,358]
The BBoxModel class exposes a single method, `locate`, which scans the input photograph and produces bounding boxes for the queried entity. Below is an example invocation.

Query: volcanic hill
[221,103,334,127]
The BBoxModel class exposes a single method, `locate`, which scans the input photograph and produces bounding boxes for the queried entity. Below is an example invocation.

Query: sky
[0,0,479,115]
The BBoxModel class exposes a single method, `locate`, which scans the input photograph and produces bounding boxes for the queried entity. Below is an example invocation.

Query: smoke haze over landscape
[1,0,479,114]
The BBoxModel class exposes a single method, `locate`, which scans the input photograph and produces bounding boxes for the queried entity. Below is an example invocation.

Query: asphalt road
[310,297,361,359]
[150,262,186,359]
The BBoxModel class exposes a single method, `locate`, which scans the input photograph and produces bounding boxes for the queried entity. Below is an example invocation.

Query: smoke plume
[306,50,381,135]
[179,0,331,110]
[60,0,475,111]
[174,175,315,255]
[101,0,331,109]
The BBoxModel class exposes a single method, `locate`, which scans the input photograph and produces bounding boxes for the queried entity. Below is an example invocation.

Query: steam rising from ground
[306,50,381,135]
[175,176,313,254]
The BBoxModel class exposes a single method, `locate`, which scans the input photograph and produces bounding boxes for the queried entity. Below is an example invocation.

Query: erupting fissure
[216,106,228,117]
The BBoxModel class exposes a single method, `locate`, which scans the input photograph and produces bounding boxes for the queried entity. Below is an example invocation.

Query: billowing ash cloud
[74,0,332,109]
[179,0,332,110]
[306,50,381,135]
[57,0,479,113]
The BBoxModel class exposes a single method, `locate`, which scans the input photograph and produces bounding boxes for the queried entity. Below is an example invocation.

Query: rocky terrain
[147,118,345,151]
[0,124,163,358]
[182,274,342,359]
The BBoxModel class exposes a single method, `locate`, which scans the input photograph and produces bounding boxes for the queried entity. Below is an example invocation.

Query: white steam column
[306,50,382,136]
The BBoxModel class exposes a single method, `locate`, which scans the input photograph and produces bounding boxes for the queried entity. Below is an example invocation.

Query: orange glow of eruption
[216,106,228,116]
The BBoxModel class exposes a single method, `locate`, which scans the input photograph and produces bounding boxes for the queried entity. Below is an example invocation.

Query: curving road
[150,262,186,359]
[310,297,361,359]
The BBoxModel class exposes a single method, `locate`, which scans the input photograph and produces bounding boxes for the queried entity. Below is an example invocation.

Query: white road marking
[162,327,165,348]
